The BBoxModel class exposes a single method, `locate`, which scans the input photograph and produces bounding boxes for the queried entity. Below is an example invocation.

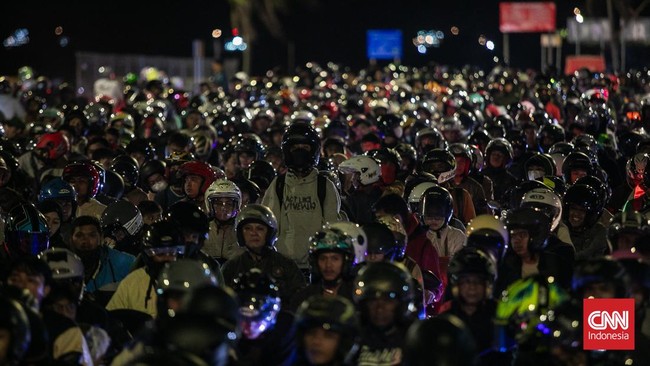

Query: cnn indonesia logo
[583,298,635,350]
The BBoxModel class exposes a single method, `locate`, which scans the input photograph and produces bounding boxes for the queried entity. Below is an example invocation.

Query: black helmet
[142,219,186,257]
[180,285,241,343]
[447,246,497,288]
[562,184,602,229]
[503,179,549,211]
[415,127,446,155]
[403,314,478,366]
[574,175,610,209]
[102,169,125,200]
[139,159,166,192]
[505,206,552,252]
[111,155,140,188]
[485,138,514,168]
[241,160,276,191]
[607,210,650,254]
[156,259,218,317]
[294,295,358,362]
[362,221,402,261]
[572,257,631,298]
[233,133,266,161]
[524,153,556,180]
[126,138,156,162]
[0,295,31,364]
[281,122,320,174]
[166,201,209,238]
[100,200,144,241]
[420,149,456,183]
[234,204,278,248]
[420,186,454,226]
[375,113,404,140]
[4,203,50,257]
[353,261,416,323]
[536,124,565,153]
[231,268,281,340]
[561,151,593,183]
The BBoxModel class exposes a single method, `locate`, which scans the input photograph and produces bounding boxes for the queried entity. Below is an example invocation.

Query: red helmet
[62,161,102,198]
[36,132,70,160]
[178,161,224,195]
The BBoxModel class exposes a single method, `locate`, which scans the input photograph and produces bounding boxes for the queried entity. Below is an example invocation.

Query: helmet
[420,186,453,226]
[561,151,594,183]
[326,221,367,265]
[485,138,514,168]
[126,139,156,163]
[231,268,281,340]
[407,181,437,215]
[166,201,209,237]
[495,275,569,347]
[4,203,49,257]
[100,200,144,239]
[38,177,77,203]
[505,206,552,252]
[353,261,417,323]
[180,285,241,343]
[110,155,140,188]
[178,161,222,196]
[536,124,565,153]
[523,153,556,181]
[466,215,509,262]
[607,210,650,254]
[281,122,320,174]
[0,296,31,364]
[139,160,166,192]
[235,204,278,248]
[414,127,446,154]
[448,143,473,176]
[574,175,610,210]
[308,227,356,278]
[141,219,186,257]
[447,247,497,295]
[403,314,478,366]
[191,131,215,160]
[62,161,103,198]
[562,184,602,229]
[338,155,381,186]
[420,149,456,183]
[109,112,135,131]
[468,144,485,172]
[294,295,358,362]
[156,259,217,300]
[375,113,404,140]
[103,170,125,200]
[205,179,242,219]
[520,187,562,231]
[38,248,83,280]
[572,257,630,298]
[241,160,276,191]
[233,133,266,161]
[362,221,403,261]
[35,132,69,160]
[548,141,575,175]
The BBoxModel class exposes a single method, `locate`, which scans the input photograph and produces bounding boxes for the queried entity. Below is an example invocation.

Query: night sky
[0,0,642,82]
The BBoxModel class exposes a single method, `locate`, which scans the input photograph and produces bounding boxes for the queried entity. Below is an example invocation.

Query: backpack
[275,173,327,215]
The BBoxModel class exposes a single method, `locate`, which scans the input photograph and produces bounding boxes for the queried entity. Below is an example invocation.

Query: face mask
[527,169,545,181]
[289,148,313,169]
[151,180,168,193]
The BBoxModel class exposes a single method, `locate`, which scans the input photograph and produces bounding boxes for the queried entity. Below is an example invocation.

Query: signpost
[367,30,403,63]
[499,2,557,68]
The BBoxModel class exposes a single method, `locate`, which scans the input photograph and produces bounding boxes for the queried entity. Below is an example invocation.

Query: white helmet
[407,182,437,213]
[204,179,242,218]
[338,155,381,186]
[38,248,84,280]
[327,221,368,265]
[520,187,562,231]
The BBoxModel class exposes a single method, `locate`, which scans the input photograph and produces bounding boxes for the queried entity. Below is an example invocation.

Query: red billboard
[564,55,607,75]
[500,2,556,33]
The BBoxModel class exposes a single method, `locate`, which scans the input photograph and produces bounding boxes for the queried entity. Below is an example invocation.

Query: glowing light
[576,14,584,23]
[486,40,495,50]
[232,36,243,46]
[451,26,459,35]
[424,34,434,45]
[417,45,427,54]
[212,29,222,38]
[478,35,487,46]
[493,56,499,62]
[59,36,69,47]
[55,26,63,35]
[573,7,581,15]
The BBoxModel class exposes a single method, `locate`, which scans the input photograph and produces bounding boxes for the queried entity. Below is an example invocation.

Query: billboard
[367,29,403,60]
[500,2,556,33]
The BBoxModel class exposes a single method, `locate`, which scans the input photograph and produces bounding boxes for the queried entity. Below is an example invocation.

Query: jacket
[204,220,242,261]
[86,246,136,293]
[262,169,340,269]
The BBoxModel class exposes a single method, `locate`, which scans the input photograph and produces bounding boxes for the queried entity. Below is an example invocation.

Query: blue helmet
[4,203,50,257]
[38,178,77,203]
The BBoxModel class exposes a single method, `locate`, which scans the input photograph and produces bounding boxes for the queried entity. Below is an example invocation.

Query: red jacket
[405,213,441,280]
